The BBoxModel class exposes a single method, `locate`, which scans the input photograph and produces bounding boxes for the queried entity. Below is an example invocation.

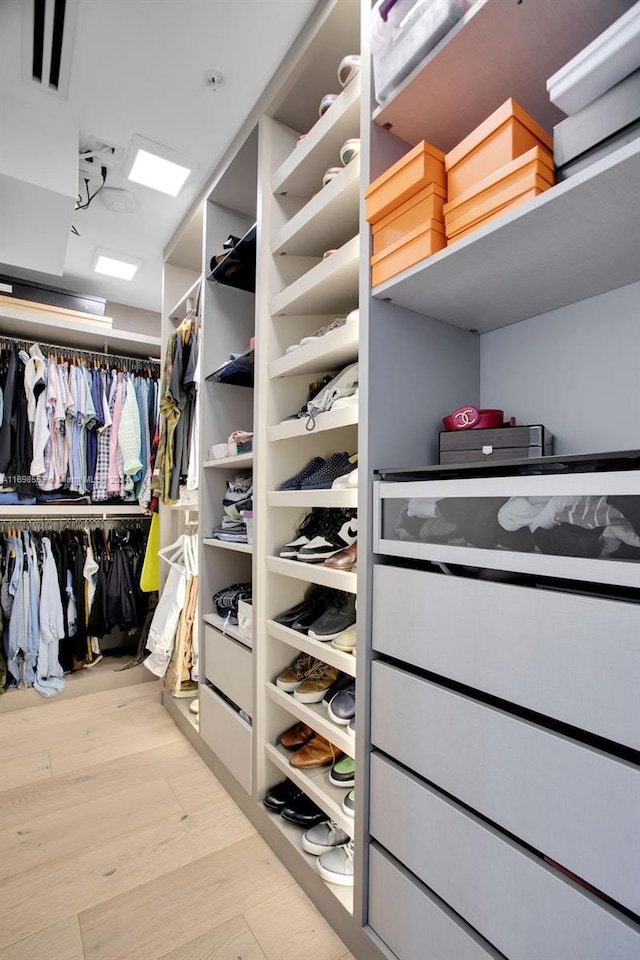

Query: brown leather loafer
[279,721,315,750]
[289,734,343,768]
[324,541,357,571]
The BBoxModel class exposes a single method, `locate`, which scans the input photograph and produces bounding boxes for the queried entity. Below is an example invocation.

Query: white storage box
[370,0,477,104]
[238,599,253,645]
[546,1,640,115]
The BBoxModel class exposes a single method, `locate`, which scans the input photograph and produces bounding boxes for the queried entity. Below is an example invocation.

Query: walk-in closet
[1,1,639,958]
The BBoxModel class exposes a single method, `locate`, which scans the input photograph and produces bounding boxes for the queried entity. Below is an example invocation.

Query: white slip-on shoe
[322,166,343,188]
[338,54,361,88]
[319,93,338,117]
[340,138,361,166]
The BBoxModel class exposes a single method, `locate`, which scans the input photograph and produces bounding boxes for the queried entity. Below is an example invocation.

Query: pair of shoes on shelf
[280,509,357,563]
[284,374,333,418]
[322,674,355,726]
[274,586,356,639]
[263,779,327,826]
[279,452,356,491]
[290,733,343,768]
[308,830,355,887]
[317,54,360,118]
[285,309,358,355]
[322,138,361,186]
[277,653,339,702]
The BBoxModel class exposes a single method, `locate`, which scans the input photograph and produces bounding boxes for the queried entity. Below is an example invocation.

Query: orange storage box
[443,146,554,230]
[445,98,553,200]
[449,190,540,242]
[372,182,447,255]
[446,173,552,239]
[371,218,446,286]
[365,140,446,224]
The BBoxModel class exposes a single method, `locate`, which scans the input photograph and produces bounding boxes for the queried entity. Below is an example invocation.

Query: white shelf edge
[168,276,203,321]
[267,405,358,442]
[265,741,354,837]
[272,74,361,195]
[267,490,358,508]
[269,235,360,317]
[269,324,359,380]
[203,613,253,650]
[266,619,356,678]
[203,452,254,469]
[165,502,199,511]
[202,538,253,555]
[263,810,354,913]
[266,556,357,594]
[271,158,361,257]
[0,504,146,517]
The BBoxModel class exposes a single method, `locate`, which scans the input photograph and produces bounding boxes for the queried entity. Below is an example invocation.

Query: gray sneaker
[342,788,355,816]
[302,820,350,856]
[317,840,354,886]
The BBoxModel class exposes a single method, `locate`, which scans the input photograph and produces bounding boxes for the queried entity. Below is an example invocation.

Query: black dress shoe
[281,793,328,827]
[274,586,323,627]
[263,778,303,813]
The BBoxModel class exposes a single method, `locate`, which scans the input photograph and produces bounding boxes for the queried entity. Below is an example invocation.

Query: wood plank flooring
[0,683,354,960]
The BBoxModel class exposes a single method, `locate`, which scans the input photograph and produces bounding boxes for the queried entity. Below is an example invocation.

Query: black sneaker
[297,511,357,563]
[279,457,325,491]
[279,509,328,559]
[322,672,353,708]
[300,452,352,490]
[308,593,357,640]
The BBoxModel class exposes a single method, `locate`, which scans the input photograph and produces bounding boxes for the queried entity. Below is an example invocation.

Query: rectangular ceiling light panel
[126,136,193,196]
[93,250,141,281]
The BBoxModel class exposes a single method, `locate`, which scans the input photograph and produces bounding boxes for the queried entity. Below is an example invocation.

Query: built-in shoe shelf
[268,405,358,442]
[267,619,356,678]
[203,452,254,469]
[202,538,253,555]
[267,556,357,593]
[263,810,354,914]
[372,0,629,152]
[373,139,640,332]
[272,158,361,257]
[268,489,357,509]
[272,74,361,199]
[266,683,355,759]
[270,235,359,317]
[269,322,359,380]
[203,612,252,650]
[265,741,354,836]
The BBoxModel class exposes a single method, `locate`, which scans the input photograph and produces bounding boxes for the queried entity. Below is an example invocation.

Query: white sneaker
[317,840,354,886]
[332,467,358,489]
[331,624,356,652]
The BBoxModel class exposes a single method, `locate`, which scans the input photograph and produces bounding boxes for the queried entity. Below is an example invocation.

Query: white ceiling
[0,0,318,313]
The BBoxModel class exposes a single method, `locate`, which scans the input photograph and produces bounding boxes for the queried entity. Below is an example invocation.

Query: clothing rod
[0,334,161,366]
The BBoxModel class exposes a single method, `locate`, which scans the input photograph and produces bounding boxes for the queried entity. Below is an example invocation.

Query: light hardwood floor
[0,682,354,960]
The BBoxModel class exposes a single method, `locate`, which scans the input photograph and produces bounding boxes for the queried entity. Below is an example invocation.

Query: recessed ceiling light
[125,135,193,196]
[93,249,141,281]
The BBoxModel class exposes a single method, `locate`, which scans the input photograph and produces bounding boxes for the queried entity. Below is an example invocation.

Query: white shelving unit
[268,405,358,442]
[203,452,254,469]
[269,323,359,380]
[267,619,356,678]
[267,490,357,508]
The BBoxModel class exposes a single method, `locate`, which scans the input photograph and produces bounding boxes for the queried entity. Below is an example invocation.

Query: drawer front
[374,473,640,588]
[373,565,640,749]
[200,684,252,793]
[204,624,253,717]
[370,754,640,960]
[371,662,640,912]
[369,844,501,960]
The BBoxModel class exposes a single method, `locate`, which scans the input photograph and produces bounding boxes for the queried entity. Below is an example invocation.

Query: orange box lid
[444,146,553,214]
[371,181,447,235]
[370,218,446,265]
[445,99,553,171]
[364,140,445,199]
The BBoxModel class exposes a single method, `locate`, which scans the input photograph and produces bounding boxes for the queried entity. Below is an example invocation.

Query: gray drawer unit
[372,565,640,750]
[368,844,503,960]
[371,661,640,913]
[199,684,252,794]
[369,754,640,960]
[204,623,253,717]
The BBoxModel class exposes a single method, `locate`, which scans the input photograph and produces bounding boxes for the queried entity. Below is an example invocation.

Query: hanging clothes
[0,340,160,507]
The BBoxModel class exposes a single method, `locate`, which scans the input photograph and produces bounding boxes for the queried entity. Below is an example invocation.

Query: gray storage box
[554,68,640,177]
[439,424,553,464]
